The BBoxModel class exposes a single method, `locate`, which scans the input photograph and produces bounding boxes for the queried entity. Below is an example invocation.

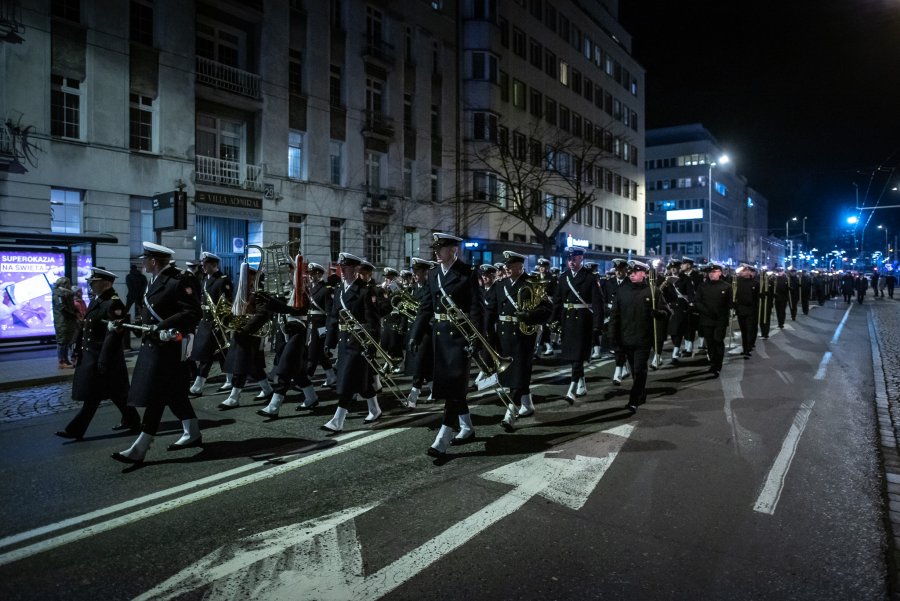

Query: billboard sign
[0,250,66,339]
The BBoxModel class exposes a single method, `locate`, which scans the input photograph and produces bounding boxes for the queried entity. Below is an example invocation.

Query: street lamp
[785,216,797,267]
[878,225,889,262]
[707,154,729,260]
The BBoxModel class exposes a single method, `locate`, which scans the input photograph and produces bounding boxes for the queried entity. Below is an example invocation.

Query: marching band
[62,237,852,465]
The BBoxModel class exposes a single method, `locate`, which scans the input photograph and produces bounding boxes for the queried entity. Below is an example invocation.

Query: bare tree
[455,119,634,258]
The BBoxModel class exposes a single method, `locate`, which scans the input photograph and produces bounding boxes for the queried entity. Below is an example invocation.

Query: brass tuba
[205,290,232,352]
[248,241,299,299]
[516,282,545,336]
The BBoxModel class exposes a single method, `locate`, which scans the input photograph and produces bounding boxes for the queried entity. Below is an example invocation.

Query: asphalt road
[0,298,889,601]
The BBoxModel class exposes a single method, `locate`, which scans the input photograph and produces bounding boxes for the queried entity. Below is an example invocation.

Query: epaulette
[110,294,121,301]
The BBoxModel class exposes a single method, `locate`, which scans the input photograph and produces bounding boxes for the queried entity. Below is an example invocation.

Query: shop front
[193,191,263,280]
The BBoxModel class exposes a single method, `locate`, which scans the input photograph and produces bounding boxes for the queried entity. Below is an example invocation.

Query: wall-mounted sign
[153,191,187,231]
[195,191,263,221]
[566,235,590,247]
[666,209,704,221]
[232,237,245,254]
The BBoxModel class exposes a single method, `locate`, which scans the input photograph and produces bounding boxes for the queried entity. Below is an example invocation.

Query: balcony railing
[363,36,395,66]
[362,110,395,139]
[195,56,261,99]
[362,190,395,215]
[195,155,264,192]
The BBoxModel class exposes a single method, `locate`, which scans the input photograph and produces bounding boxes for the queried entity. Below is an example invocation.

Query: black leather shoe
[626,404,637,414]
[426,446,445,458]
[167,437,202,451]
[112,422,140,431]
[296,401,319,411]
[320,425,341,433]
[55,430,82,441]
[518,409,534,418]
[450,431,476,446]
[501,420,515,433]
[257,409,279,419]
[217,402,240,410]
[111,452,141,464]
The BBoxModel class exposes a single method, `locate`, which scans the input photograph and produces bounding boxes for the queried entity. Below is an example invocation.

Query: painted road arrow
[136,423,636,601]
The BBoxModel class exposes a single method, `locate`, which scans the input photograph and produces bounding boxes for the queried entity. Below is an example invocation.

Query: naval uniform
[128,265,202,435]
[63,288,139,437]
[550,266,603,382]
[305,279,335,379]
[409,259,483,427]
[325,277,380,406]
[485,274,551,408]
[695,278,732,373]
[190,270,232,377]
[734,276,760,354]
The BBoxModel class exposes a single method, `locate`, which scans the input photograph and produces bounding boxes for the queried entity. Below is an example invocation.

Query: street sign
[152,191,187,231]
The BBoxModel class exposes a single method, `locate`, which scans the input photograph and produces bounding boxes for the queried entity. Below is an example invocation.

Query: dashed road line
[753,400,815,515]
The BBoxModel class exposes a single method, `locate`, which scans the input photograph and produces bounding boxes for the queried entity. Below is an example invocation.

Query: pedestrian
[550,246,604,402]
[124,263,148,321]
[841,271,855,304]
[772,267,789,328]
[52,276,79,368]
[856,274,868,304]
[695,262,733,377]
[607,260,668,414]
[55,268,140,440]
[887,271,896,299]
[787,267,800,320]
[871,270,880,297]
[799,270,811,315]
[878,272,887,298]
[408,233,484,456]
[111,242,203,464]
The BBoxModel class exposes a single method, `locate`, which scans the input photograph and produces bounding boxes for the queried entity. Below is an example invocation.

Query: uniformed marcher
[403,258,436,408]
[112,242,203,463]
[606,258,631,384]
[217,263,275,409]
[787,267,800,320]
[304,263,337,389]
[772,267,790,328]
[607,260,668,413]
[320,253,382,432]
[409,233,484,456]
[56,268,140,440]
[485,251,552,424]
[758,269,775,339]
[534,257,557,356]
[550,246,604,402]
[734,264,760,357]
[695,262,733,377]
[379,267,405,366]
[678,257,704,355]
[799,269,812,315]
[479,263,500,377]
[257,260,317,418]
[188,252,233,396]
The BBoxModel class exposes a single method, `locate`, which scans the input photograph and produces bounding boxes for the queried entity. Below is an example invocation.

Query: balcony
[362,36,395,67]
[196,56,261,99]
[195,155,264,192]
[362,111,395,141]
[362,190,395,216]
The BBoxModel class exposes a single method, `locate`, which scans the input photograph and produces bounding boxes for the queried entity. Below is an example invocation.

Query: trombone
[338,308,406,403]
[390,289,419,321]
[438,292,517,414]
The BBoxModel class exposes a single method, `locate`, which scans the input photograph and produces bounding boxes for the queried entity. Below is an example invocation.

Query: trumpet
[390,289,419,321]
[438,293,516,413]
[205,291,232,353]
[338,308,405,403]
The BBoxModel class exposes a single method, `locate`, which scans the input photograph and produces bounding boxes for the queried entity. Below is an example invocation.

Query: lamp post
[785,216,797,267]
[878,225,889,263]
[708,154,730,261]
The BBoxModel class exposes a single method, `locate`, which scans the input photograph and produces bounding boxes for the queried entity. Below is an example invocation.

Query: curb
[0,374,74,392]
[868,308,900,599]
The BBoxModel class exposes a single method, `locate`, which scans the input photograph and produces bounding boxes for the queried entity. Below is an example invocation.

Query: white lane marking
[0,431,367,551]
[814,352,832,380]
[753,400,815,515]
[0,429,404,567]
[136,424,636,601]
[830,303,853,343]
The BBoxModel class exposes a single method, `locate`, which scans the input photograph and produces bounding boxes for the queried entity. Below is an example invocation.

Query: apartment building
[460,0,645,267]
[0,0,458,286]
[644,124,770,266]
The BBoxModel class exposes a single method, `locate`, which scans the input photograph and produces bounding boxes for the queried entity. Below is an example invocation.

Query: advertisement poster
[0,250,66,340]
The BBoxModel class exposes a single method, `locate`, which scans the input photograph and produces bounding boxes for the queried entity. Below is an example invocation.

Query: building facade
[644,124,770,267]
[0,0,459,287]
[460,0,645,267]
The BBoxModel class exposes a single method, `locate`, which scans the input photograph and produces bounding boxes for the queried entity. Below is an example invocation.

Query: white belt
[499,315,520,323]
[564,303,588,309]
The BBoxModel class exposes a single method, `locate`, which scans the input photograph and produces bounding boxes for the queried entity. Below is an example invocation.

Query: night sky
[619,0,900,255]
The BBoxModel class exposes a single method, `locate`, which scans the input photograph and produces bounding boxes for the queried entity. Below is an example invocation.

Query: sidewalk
[0,348,139,392]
